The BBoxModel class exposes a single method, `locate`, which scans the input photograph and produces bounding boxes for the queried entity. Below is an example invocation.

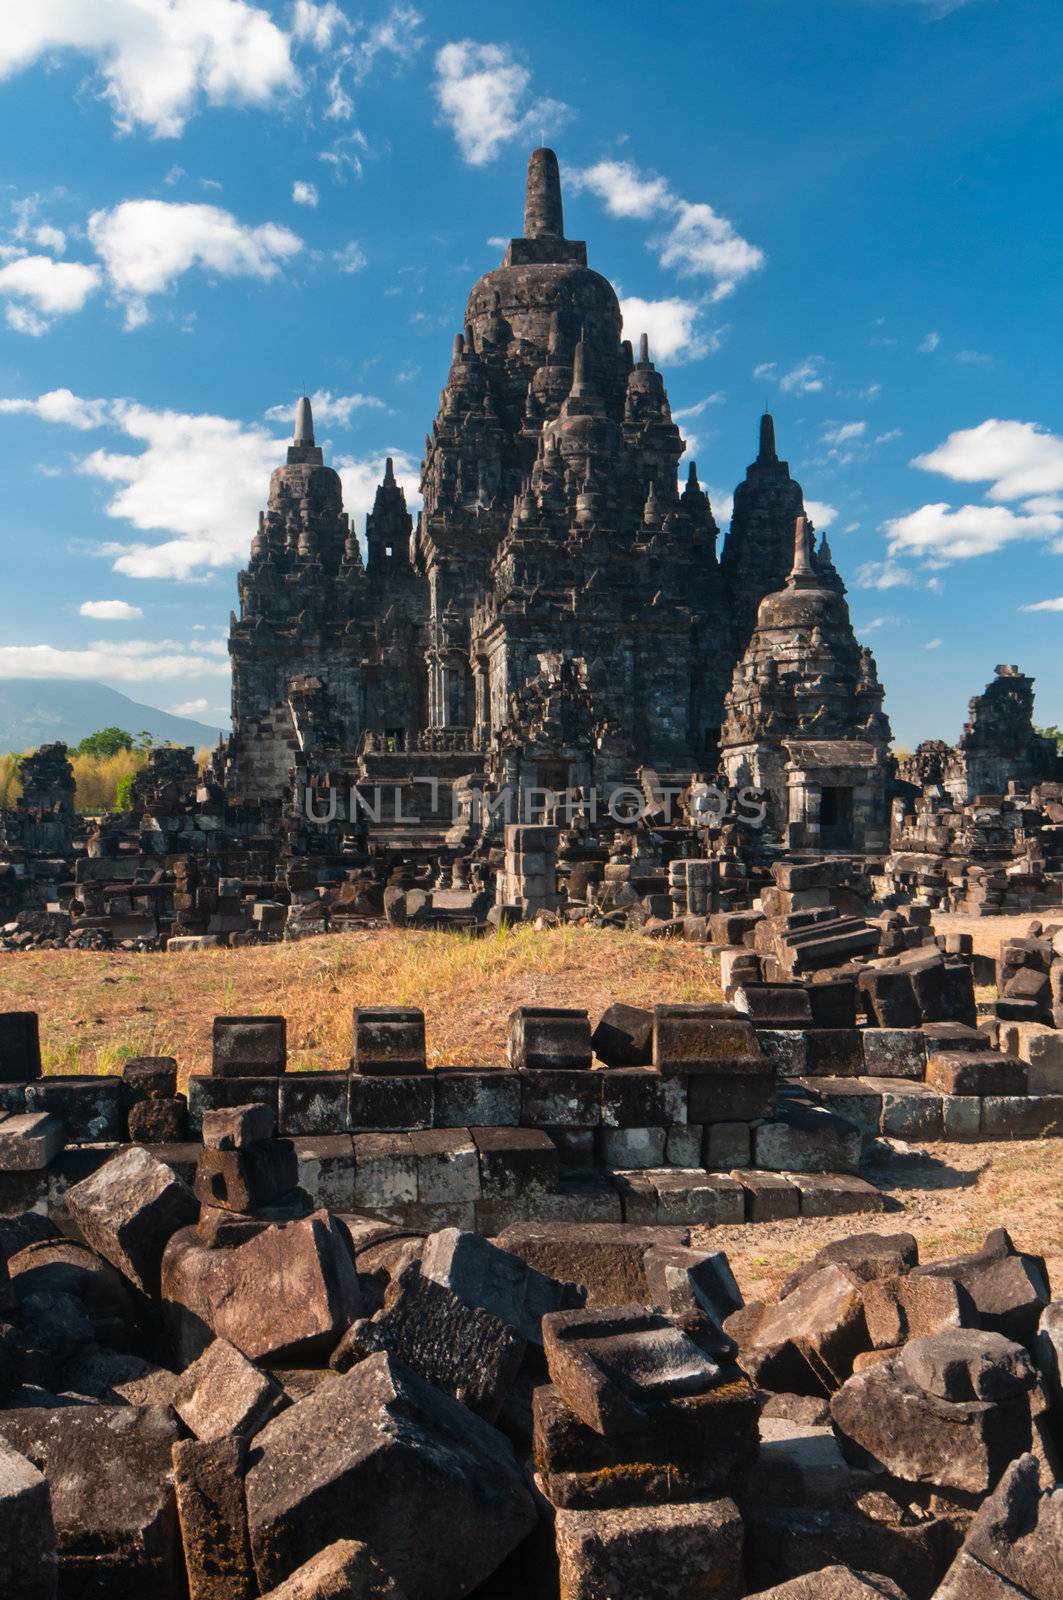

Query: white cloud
[264,389,386,428]
[0,254,101,333]
[88,200,302,326]
[1021,597,1063,613]
[0,1,297,139]
[672,394,725,421]
[822,421,866,446]
[433,40,569,166]
[805,500,838,531]
[913,419,1063,503]
[0,640,230,683]
[571,158,763,303]
[885,501,1063,562]
[79,599,143,620]
[291,1,350,51]
[925,638,943,649]
[171,696,210,715]
[292,181,319,208]
[856,559,915,590]
[876,428,902,444]
[708,488,734,525]
[569,160,672,219]
[333,240,367,273]
[919,331,940,353]
[655,201,764,301]
[81,403,286,579]
[780,356,827,394]
[619,296,716,365]
[0,388,110,429]
[857,616,894,632]
[34,225,66,254]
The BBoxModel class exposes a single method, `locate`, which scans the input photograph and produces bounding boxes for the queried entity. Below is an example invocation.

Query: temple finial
[758,412,777,462]
[294,394,314,446]
[384,456,395,483]
[638,332,650,365]
[524,147,564,239]
[789,514,814,579]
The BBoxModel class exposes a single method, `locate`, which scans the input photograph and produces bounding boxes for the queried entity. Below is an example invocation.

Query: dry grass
[701,1138,1063,1304]
[0,924,719,1080]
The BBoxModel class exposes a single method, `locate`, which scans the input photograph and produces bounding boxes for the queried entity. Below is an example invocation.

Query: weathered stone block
[347,1075,433,1132]
[591,1003,654,1067]
[173,1336,285,1442]
[278,1074,348,1135]
[195,1141,299,1213]
[188,1075,280,1134]
[598,1068,685,1128]
[244,1351,536,1598]
[509,1007,592,1070]
[66,1146,198,1297]
[554,1498,744,1600]
[173,1435,256,1600]
[292,1135,355,1211]
[352,1133,417,1213]
[0,1112,62,1171]
[733,1170,800,1222]
[521,1071,600,1128]
[25,1075,125,1143]
[211,1211,362,1363]
[704,1122,751,1169]
[410,1128,481,1203]
[0,1433,57,1600]
[653,1005,762,1076]
[352,1009,426,1075]
[258,1540,406,1599]
[926,1051,1027,1096]
[0,1404,181,1598]
[213,1016,287,1077]
[601,1126,666,1170]
[0,1012,42,1083]
[473,1126,559,1198]
[860,1028,926,1080]
[432,1070,519,1128]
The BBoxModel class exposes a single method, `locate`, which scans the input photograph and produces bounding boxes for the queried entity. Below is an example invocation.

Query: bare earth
[1,914,1058,1295]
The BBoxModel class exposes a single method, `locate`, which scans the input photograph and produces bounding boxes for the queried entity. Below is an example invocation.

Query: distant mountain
[0,679,224,753]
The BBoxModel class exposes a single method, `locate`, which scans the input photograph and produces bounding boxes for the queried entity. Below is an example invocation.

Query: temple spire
[294,395,315,446]
[758,412,777,463]
[524,147,564,238]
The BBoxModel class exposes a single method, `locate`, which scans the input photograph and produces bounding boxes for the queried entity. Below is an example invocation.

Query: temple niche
[223,146,891,826]
[719,516,893,851]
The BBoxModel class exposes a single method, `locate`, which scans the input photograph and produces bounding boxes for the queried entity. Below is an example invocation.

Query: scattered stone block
[258,1540,407,1600]
[730,1265,868,1395]
[0,1404,182,1598]
[211,1211,362,1363]
[201,1102,278,1152]
[0,1112,63,1171]
[66,1146,198,1297]
[925,1052,1027,1096]
[173,1337,285,1442]
[244,1351,536,1599]
[0,1433,57,1600]
[653,1005,762,1075]
[554,1498,744,1600]
[195,1141,299,1213]
[533,1373,757,1508]
[0,1012,42,1082]
[173,1435,256,1600]
[591,1004,654,1067]
[498,1221,688,1308]
[744,1565,912,1598]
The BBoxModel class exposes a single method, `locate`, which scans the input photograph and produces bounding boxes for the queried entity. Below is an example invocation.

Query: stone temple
[222,147,889,847]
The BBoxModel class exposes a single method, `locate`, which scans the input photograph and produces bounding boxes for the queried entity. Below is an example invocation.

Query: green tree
[76,727,134,758]
[1035,724,1063,753]
[114,772,136,812]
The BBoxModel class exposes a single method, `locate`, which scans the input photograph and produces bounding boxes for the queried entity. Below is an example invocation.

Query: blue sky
[0,0,1061,745]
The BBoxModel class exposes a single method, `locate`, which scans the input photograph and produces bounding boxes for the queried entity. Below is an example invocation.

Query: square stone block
[599,1069,686,1128]
[0,1012,42,1083]
[292,1134,355,1211]
[409,1128,481,1203]
[187,1074,279,1135]
[278,1073,348,1135]
[508,1008,592,1071]
[653,1006,761,1076]
[213,1015,286,1077]
[347,1074,433,1132]
[433,1070,520,1128]
[351,1132,416,1212]
[352,1008,426,1075]
[861,1029,926,1080]
[521,1071,600,1128]
[600,1126,666,1171]
[25,1076,125,1144]
[473,1126,559,1199]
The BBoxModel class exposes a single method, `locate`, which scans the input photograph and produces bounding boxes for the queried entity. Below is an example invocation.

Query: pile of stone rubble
[0,1136,1059,1598]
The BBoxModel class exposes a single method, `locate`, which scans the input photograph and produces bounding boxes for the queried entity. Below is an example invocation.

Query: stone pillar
[499,824,560,917]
